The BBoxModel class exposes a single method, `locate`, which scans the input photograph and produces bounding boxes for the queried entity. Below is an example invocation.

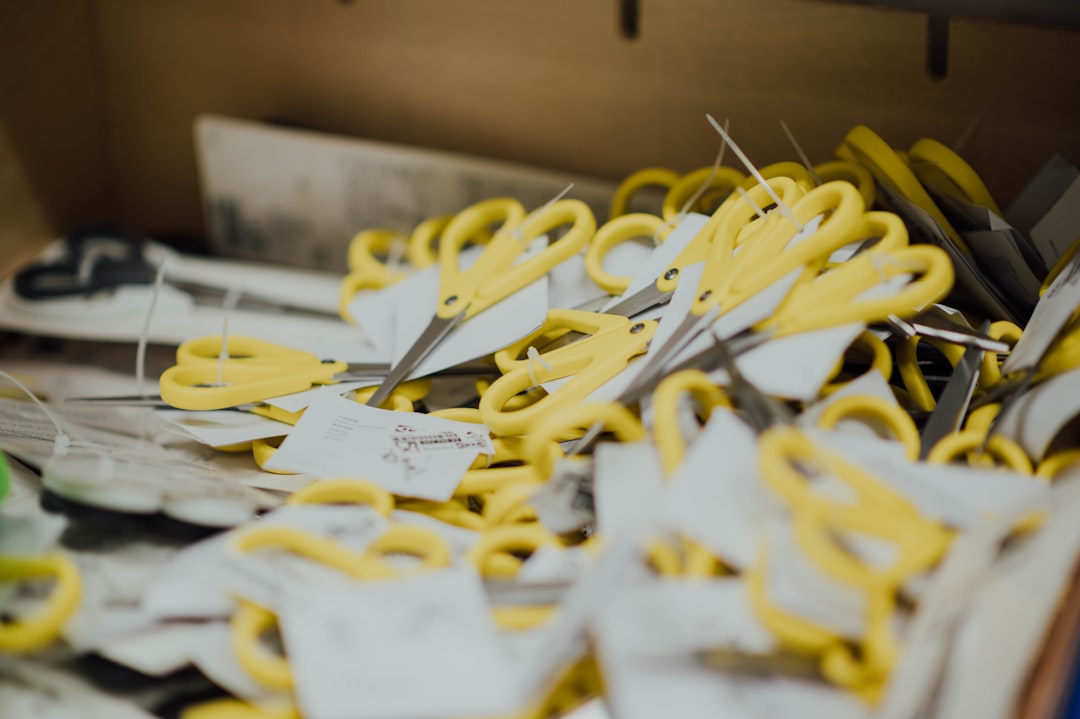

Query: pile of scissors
[6,116,1080,719]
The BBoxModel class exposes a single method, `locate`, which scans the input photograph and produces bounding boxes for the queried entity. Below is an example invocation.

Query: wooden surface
[2,0,1075,252]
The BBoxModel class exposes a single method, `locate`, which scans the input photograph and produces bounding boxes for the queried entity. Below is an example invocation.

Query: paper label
[189,622,290,703]
[517,544,593,586]
[264,391,492,500]
[1001,249,1080,374]
[389,239,549,378]
[548,251,612,311]
[155,409,294,446]
[1031,176,1080,271]
[0,514,66,556]
[531,459,597,534]
[594,441,665,536]
[280,568,520,719]
[661,408,771,570]
[995,364,1080,460]
[263,381,375,413]
[141,504,389,619]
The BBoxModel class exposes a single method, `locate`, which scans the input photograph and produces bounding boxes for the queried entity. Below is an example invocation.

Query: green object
[0,451,9,502]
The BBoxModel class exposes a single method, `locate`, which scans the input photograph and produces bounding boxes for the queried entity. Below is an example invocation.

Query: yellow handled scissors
[907,138,1002,217]
[842,125,970,254]
[365,196,597,408]
[0,553,82,652]
[610,167,682,218]
[155,335,491,410]
[601,175,806,319]
[479,309,657,437]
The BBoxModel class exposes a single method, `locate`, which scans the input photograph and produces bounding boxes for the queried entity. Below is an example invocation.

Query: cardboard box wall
[2,0,1079,281]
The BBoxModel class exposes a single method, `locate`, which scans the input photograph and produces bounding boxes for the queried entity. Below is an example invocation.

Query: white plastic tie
[217,288,243,386]
[135,262,168,398]
[0,369,72,457]
[513,183,574,245]
[706,113,803,232]
[779,119,822,186]
[525,345,554,389]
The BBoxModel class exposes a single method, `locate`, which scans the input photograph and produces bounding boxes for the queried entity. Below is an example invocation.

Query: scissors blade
[918,325,987,459]
[365,314,465,407]
[603,283,675,319]
[696,647,824,681]
[886,310,1010,353]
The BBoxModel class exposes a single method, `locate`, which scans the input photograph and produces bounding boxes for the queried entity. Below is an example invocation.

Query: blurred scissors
[12,227,156,300]
[842,125,970,254]
[907,138,1002,217]
[0,552,82,652]
[101,335,485,410]
[230,519,452,691]
[479,309,657,437]
[365,195,596,408]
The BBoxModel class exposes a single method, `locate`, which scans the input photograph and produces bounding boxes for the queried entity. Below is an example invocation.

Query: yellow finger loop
[651,370,730,477]
[362,523,453,578]
[286,478,395,516]
[251,436,292,474]
[523,402,645,478]
[1038,449,1080,481]
[233,526,370,579]
[469,524,561,577]
[926,430,1034,475]
[181,697,301,719]
[230,602,293,691]
[483,482,541,527]
[611,167,681,219]
[0,554,82,653]
[817,395,920,461]
[586,214,671,294]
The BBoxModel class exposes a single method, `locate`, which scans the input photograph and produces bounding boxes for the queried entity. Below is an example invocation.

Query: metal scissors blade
[886,308,1010,353]
[365,314,465,408]
[918,322,988,459]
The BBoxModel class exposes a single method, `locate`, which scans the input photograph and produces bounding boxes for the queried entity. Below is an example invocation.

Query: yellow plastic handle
[843,125,969,254]
[286,478,395,515]
[0,554,81,652]
[814,160,876,208]
[522,402,646,478]
[585,213,671,294]
[159,357,346,410]
[612,167,681,218]
[817,395,920,461]
[651,370,730,477]
[693,180,867,317]
[768,245,954,336]
[481,311,656,437]
[176,335,317,365]
[437,198,595,320]
[231,602,293,691]
[908,138,1002,217]
[925,430,1034,474]
[661,166,746,221]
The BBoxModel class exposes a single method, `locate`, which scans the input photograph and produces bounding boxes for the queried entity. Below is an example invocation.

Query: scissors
[363,195,597,409]
[0,552,82,652]
[599,174,806,319]
[610,167,682,218]
[621,221,954,414]
[230,519,453,691]
[711,343,950,701]
[469,524,564,629]
[148,335,493,410]
[907,137,1002,217]
[478,310,657,437]
[841,125,970,254]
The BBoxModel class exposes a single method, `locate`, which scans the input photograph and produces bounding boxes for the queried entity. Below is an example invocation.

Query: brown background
[2,0,1078,280]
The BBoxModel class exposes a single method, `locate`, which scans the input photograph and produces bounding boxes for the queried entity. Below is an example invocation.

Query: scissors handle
[693,180,867,317]
[611,167,681,219]
[437,198,595,320]
[908,138,1002,217]
[176,335,320,366]
[585,213,670,295]
[0,553,82,652]
[661,166,745,221]
[787,245,953,335]
[160,359,346,410]
[480,310,656,437]
[814,160,876,208]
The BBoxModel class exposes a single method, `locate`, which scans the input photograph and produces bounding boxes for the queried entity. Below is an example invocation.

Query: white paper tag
[709,323,864,402]
[264,381,377,413]
[264,391,493,500]
[548,250,612,311]
[0,514,66,556]
[531,459,596,534]
[155,409,293,446]
[97,621,212,677]
[661,408,770,570]
[141,504,389,619]
[995,364,1080,460]
[594,441,665,537]
[389,509,482,556]
[600,213,710,313]
[1002,251,1080,374]
[280,567,521,719]
[390,242,549,378]
[1030,175,1080,271]
[189,622,290,703]
[517,544,593,586]
[0,658,158,719]
[594,580,867,719]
